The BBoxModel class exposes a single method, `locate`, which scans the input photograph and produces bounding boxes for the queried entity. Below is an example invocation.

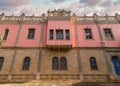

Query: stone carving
[0,10,119,24]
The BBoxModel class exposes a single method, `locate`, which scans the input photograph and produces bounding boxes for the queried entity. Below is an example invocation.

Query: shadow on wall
[71,82,120,86]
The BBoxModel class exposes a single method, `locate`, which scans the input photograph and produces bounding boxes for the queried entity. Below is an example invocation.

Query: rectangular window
[85,29,92,39]
[50,30,54,40]
[66,30,70,40]
[104,29,113,40]
[3,29,9,40]
[27,29,35,39]
[56,30,63,39]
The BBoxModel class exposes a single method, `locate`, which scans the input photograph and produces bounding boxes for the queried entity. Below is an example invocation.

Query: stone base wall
[0,48,119,82]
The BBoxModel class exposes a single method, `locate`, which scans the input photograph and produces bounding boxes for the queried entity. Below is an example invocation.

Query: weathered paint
[77,25,102,47]
[100,24,120,47]
[47,21,72,45]
[0,23,119,47]
[0,24,19,47]
[17,25,41,47]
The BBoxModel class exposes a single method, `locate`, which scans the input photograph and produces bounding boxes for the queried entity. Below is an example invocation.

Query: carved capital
[71,13,76,24]
[41,13,47,23]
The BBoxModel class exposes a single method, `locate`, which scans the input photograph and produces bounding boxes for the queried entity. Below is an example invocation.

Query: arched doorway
[112,56,120,76]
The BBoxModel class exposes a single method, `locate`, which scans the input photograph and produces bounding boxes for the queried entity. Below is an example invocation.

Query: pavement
[0,82,120,86]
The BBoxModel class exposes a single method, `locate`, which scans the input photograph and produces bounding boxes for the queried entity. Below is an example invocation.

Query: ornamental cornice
[0,10,120,24]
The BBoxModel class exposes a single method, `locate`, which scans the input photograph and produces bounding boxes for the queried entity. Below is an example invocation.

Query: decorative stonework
[47,9,71,21]
[0,9,119,24]
[76,13,120,24]
[0,13,47,24]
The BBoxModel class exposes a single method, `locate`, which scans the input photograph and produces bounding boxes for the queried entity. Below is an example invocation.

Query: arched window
[60,57,67,70]
[23,57,30,70]
[52,57,59,70]
[0,57,4,70]
[90,57,98,70]
[112,56,119,63]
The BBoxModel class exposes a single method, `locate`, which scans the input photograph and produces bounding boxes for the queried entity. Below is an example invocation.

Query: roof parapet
[0,11,119,24]
[47,9,71,20]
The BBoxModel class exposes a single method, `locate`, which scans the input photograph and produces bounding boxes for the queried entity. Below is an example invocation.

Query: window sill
[56,39,64,40]
[52,70,67,71]
[105,39,115,41]
[21,70,29,71]
[26,38,35,40]
[91,70,99,72]
[85,38,94,40]
[49,39,70,41]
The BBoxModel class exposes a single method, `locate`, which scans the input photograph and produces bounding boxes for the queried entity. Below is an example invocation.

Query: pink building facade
[0,10,120,83]
[0,13,120,48]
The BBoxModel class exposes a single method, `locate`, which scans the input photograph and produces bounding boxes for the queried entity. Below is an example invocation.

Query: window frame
[0,57,4,70]
[56,29,64,40]
[27,29,35,40]
[103,28,114,41]
[2,29,9,40]
[65,30,70,40]
[89,57,98,71]
[84,28,93,40]
[52,57,59,70]
[49,29,54,40]
[60,57,67,70]
[22,57,30,70]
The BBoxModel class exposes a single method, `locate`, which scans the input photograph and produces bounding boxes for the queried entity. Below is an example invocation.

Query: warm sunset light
[0,0,120,86]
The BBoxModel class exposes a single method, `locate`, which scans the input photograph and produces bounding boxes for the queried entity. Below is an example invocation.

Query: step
[0,83,70,86]
[0,82,120,86]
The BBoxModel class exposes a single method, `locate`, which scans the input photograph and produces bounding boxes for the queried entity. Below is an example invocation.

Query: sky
[0,0,120,16]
